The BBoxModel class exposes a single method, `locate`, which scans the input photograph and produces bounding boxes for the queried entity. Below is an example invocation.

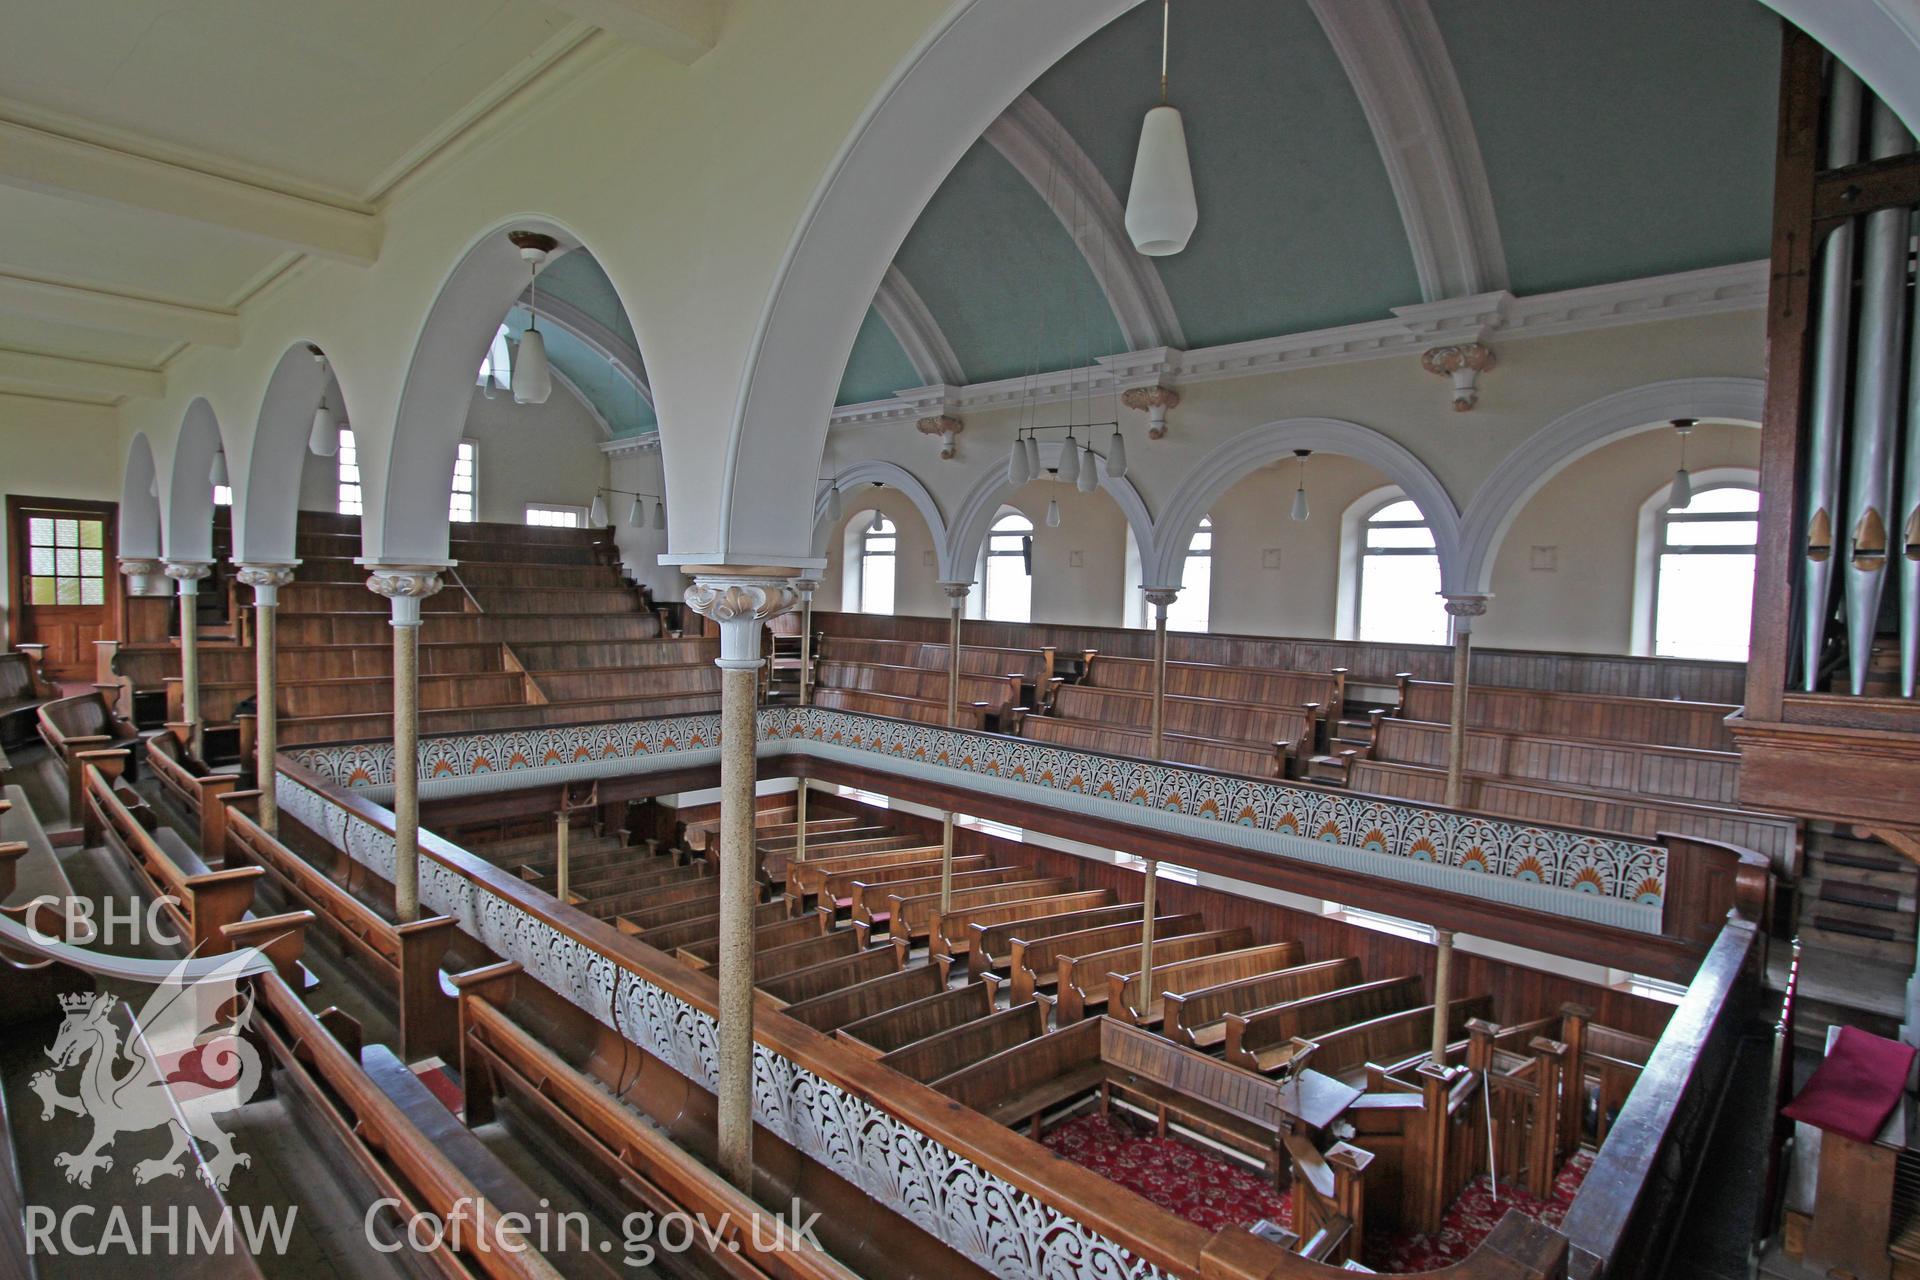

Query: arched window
[1650,483,1757,661]
[981,511,1033,622]
[1356,498,1447,645]
[859,515,897,615]
[1166,516,1212,632]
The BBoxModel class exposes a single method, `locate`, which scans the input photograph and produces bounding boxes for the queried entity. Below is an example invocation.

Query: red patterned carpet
[1042,1113,1593,1273]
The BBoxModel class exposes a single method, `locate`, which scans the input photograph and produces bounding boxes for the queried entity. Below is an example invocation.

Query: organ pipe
[1841,99,1914,695]
[1800,67,1862,690]
[1903,207,1920,696]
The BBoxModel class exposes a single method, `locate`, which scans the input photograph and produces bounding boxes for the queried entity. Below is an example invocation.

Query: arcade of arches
[0,3,1916,1278]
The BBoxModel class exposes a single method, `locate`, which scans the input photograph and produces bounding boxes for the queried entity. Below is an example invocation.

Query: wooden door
[8,497,118,682]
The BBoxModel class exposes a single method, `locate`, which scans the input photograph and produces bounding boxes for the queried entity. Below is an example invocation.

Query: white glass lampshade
[309,405,339,457]
[1669,468,1692,510]
[1045,497,1061,529]
[869,509,884,534]
[825,485,843,523]
[1076,443,1098,493]
[513,328,552,405]
[653,499,667,531]
[149,476,159,498]
[1124,105,1198,256]
[1008,437,1031,486]
[1291,485,1310,523]
[1106,428,1128,480]
[628,496,643,526]
[1024,435,1042,476]
[589,494,608,526]
[209,448,229,488]
[1058,438,1081,486]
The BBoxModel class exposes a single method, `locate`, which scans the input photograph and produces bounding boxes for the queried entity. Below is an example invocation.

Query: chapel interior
[0,1,1917,1277]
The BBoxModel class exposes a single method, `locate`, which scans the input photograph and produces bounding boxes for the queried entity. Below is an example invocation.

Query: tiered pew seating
[1080,653,1344,712]
[1053,927,1253,1023]
[836,983,996,1056]
[816,636,1060,704]
[756,945,902,1003]
[1105,941,1307,1028]
[1393,676,1738,753]
[807,854,995,923]
[146,724,239,854]
[847,865,1030,939]
[675,913,826,966]
[0,651,49,748]
[1228,994,1494,1085]
[874,876,1076,948]
[777,965,946,1028]
[919,888,1115,974]
[966,902,1153,980]
[811,657,1021,726]
[875,1001,1049,1084]
[814,685,992,728]
[1219,976,1426,1073]
[1162,957,1362,1050]
[621,900,790,950]
[1017,714,1285,778]
[1047,684,1317,763]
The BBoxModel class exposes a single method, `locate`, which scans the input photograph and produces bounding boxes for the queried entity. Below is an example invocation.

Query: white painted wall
[0,397,126,648]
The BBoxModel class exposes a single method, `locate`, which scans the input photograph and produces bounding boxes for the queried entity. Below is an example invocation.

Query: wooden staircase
[1781,824,1917,1045]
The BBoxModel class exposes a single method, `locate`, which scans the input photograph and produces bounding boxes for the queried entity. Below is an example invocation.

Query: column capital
[163,560,214,596]
[1442,593,1491,633]
[236,562,299,607]
[685,574,801,668]
[1142,585,1181,620]
[364,565,444,627]
[118,558,162,596]
[939,580,974,603]
[793,578,820,601]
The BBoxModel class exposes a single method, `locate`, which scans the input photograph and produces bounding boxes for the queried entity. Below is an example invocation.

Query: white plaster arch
[1630,465,1761,657]
[1456,376,1765,595]
[1150,418,1462,590]
[120,434,162,561]
[380,215,592,566]
[165,398,227,564]
[946,439,1154,586]
[872,265,967,387]
[235,341,335,565]
[717,0,1916,572]
[812,459,952,577]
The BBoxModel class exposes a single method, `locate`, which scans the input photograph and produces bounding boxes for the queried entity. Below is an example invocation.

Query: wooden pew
[221,792,459,1061]
[1394,676,1738,753]
[808,855,995,922]
[38,690,142,823]
[586,874,734,921]
[813,686,992,729]
[814,658,1021,715]
[779,965,945,1032]
[877,1002,1048,1084]
[1049,684,1316,762]
[455,967,858,1279]
[621,900,789,952]
[757,946,901,1003]
[1230,995,1494,1083]
[1163,957,1362,1050]
[1054,927,1252,1024]
[788,844,981,910]
[848,866,1035,938]
[79,752,260,956]
[760,836,935,890]
[674,913,825,966]
[0,651,48,747]
[1221,976,1427,1074]
[1017,714,1284,778]
[879,877,1075,947]
[994,914,1207,1006]
[967,902,1150,980]
[836,983,996,1057]
[922,889,1116,975]
[1081,653,1343,712]
[819,636,1059,701]
[1105,941,1306,1028]
[748,930,861,981]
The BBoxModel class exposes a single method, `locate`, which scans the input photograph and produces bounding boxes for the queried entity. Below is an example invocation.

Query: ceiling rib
[982,92,1185,352]
[0,119,381,266]
[873,265,967,387]
[519,287,653,406]
[0,272,239,347]
[536,0,719,64]
[0,347,163,399]
[1308,0,1508,301]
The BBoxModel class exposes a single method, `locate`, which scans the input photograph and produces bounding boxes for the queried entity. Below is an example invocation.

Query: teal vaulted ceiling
[509,250,657,437]
[830,0,1782,409]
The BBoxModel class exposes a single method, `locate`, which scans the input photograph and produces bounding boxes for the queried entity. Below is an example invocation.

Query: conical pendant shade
[1076,442,1098,492]
[1291,486,1310,523]
[513,328,552,405]
[1045,497,1061,528]
[1106,429,1128,480]
[1125,105,1198,256]
[870,509,885,533]
[1669,468,1692,510]
[309,406,339,456]
[588,494,608,526]
[1008,438,1031,486]
[653,499,667,530]
[209,449,229,488]
[1058,439,1080,486]
[825,485,843,523]
[1025,435,1042,476]
[628,496,643,526]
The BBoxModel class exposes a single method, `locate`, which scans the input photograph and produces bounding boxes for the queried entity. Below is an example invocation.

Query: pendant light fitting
[1291,449,1311,523]
[1668,419,1696,510]
[509,231,557,406]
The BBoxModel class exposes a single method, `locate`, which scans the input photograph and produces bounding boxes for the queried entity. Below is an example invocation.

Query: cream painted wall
[608,448,688,605]
[0,397,125,648]
[1479,422,1760,654]
[1208,454,1392,637]
[1010,487,1131,627]
[817,489,944,618]
[296,383,610,527]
